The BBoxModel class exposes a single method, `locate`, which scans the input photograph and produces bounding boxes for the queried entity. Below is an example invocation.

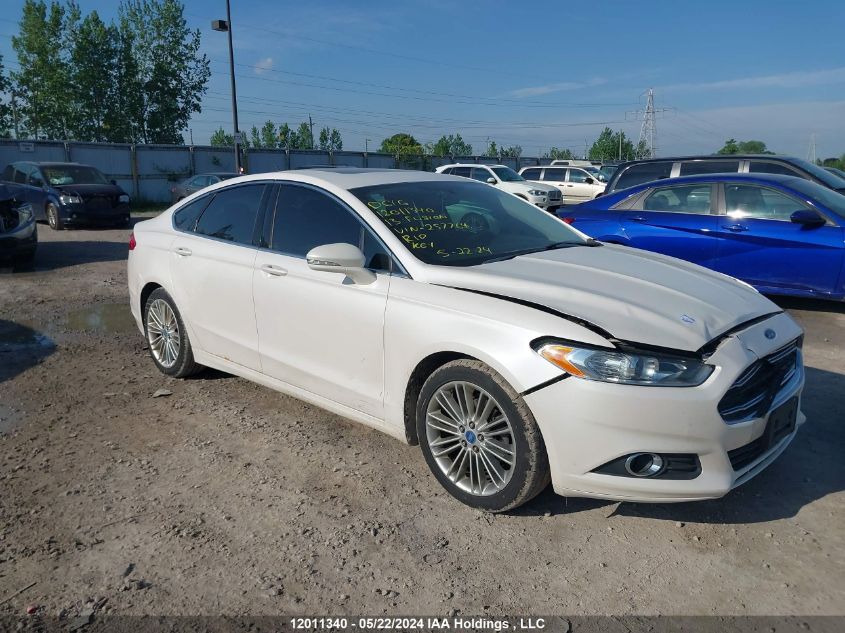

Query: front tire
[416,359,550,512]
[46,203,64,230]
[143,288,202,378]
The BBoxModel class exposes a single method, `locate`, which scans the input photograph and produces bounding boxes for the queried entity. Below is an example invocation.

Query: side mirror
[790,209,826,227]
[584,177,594,184]
[110,179,117,185]
[306,243,376,285]
[486,177,497,185]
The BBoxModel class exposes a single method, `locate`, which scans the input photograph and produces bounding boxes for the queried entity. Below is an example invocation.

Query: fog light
[624,453,665,477]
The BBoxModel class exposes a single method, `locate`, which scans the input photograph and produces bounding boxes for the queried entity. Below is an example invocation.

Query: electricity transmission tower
[807,133,817,164]
[638,88,657,159]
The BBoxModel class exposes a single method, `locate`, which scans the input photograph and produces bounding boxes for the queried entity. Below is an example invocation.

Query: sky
[1,0,844,158]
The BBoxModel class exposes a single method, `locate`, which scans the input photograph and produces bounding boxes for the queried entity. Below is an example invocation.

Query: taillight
[128,232,136,251]
[562,217,576,225]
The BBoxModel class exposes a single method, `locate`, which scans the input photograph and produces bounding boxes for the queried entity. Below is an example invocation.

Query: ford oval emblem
[680,314,696,324]
[764,328,777,340]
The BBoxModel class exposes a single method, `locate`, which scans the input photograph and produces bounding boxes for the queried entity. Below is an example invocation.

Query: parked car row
[434,164,563,211]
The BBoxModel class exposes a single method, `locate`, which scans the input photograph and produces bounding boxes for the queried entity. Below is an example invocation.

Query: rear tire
[416,359,550,512]
[143,288,202,378]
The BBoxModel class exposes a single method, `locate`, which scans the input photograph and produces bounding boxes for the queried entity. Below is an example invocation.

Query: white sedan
[127,168,805,511]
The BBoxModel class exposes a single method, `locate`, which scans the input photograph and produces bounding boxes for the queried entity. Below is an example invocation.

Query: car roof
[20,161,93,169]
[232,167,469,189]
[441,163,505,169]
[613,172,812,192]
[614,154,802,166]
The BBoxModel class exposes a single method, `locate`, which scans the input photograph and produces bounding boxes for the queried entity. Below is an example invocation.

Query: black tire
[143,288,202,378]
[46,203,64,230]
[416,359,550,512]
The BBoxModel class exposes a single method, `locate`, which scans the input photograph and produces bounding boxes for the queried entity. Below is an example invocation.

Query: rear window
[542,168,566,181]
[612,162,673,191]
[679,160,740,176]
[521,168,542,180]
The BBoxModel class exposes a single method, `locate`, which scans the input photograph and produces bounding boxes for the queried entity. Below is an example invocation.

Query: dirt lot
[0,222,843,620]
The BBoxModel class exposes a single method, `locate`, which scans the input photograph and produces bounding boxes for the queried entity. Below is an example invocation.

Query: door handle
[629,215,647,222]
[566,184,574,187]
[259,264,288,277]
[173,246,192,256]
[722,224,749,232]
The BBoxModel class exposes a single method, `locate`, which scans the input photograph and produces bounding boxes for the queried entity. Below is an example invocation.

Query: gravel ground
[0,222,843,621]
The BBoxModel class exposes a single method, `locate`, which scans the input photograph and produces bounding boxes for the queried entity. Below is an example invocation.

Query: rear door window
[613,162,673,190]
[542,168,566,182]
[679,160,740,175]
[194,184,265,245]
[451,167,472,178]
[470,167,491,182]
[642,184,713,214]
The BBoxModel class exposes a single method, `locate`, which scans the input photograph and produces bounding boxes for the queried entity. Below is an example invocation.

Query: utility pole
[618,130,622,160]
[308,114,314,150]
[365,138,370,153]
[212,0,241,173]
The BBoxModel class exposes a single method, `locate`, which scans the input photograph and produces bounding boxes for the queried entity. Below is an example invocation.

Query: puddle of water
[65,303,136,334]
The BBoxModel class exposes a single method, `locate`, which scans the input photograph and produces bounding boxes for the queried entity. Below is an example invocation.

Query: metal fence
[0,139,548,204]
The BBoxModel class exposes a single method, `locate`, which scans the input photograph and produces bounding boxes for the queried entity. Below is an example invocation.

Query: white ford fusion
[128,168,805,511]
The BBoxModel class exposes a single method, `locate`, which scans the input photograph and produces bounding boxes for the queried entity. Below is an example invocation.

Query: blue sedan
[558,173,845,300]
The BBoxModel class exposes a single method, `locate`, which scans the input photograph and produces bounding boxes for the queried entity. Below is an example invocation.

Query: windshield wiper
[481,240,600,264]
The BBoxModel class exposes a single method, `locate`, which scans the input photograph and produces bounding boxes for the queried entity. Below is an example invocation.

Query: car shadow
[0,320,56,384]
[517,365,845,524]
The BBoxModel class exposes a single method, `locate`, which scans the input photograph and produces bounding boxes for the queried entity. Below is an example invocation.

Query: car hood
[54,183,126,197]
[423,244,780,352]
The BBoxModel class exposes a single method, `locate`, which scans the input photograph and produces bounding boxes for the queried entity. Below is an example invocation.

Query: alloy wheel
[146,298,181,368]
[425,380,516,496]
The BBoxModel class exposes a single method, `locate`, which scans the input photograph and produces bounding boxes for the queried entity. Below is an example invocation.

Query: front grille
[549,190,562,200]
[718,337,801,423]
[83,194,116,212]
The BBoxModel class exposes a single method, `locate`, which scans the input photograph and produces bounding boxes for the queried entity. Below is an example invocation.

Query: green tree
[429,133,473,157]
[588,127,636,161]
[209,127,232,146]
[12,0,71,139]
[500,145,522,158]
[105,17,143,142]
[543,147,575,160]
[67,10,119,141]
[0,55,12,137]
[293,121,313,149]
[717,139,772,155]
[482,140,498,157]
[249,124,261,148]
[380,132,423,156]
[260,120,277,148]
[119,0,210,143]
[317,126,342,151]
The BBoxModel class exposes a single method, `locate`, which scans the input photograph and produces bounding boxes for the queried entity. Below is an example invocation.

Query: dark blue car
[559,173,845,300]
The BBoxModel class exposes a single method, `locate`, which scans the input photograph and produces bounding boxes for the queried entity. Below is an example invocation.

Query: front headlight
[59,193,82,205]
[527,189,546,196]
[535,342,713,387]
[119,194,130,204]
